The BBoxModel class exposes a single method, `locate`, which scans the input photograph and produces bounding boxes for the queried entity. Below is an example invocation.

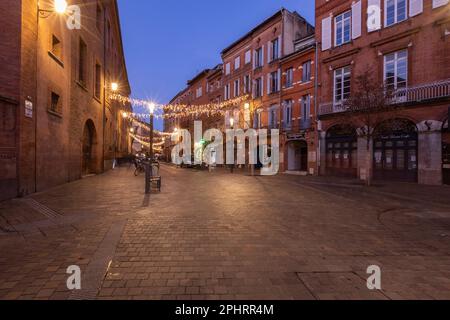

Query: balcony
[319,79,450,116]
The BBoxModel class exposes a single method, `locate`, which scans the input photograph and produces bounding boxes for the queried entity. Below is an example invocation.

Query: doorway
[287,140,308,172]
[82,120,97,175]
[373,119,418,182]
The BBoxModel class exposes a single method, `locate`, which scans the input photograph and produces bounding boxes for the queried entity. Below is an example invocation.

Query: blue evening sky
[117,0,315,129]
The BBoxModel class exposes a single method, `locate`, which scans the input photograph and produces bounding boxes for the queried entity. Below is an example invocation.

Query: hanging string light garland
[112,93,250,120]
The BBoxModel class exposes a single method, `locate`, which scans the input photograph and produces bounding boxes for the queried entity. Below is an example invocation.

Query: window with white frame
[196,87,202,98]
[224,83,230,100]
[286,68,293,88]
[301,95,311,120]
[334,66,351,104]
[244,75,251,94]
[271,38,279,61]
[283,100,293,128]
[385,0,407,27]
[234,79,240,97]
[254,77,263,98]
[255,109,263,128]
[255,47,263,68]
[335,11,352,46]
[268,105,278,128]
[245,50,251,64]
[302,61,312,82]
[235,56,241,70]
[225,62,231,75]
[384,49,408,92]
[270,71,278,93]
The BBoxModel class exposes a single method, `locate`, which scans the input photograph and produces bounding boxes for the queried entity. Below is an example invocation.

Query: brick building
[316,0,450,185]
[220,9,314,135]
[280,35,317,174]
[0,0,131,201]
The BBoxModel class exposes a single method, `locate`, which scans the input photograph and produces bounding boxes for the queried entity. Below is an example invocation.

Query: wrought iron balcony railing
[319,79,450,116]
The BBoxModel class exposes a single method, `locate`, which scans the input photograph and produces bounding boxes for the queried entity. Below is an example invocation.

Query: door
[299,141,308,171]
[82,120,96,175]
[326,125,358,177]
[373,119,418,182]
[0,101,18,200]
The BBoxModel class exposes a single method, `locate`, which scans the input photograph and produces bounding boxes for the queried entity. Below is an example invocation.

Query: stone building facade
[0,0,131,201]
[316,0,450,185]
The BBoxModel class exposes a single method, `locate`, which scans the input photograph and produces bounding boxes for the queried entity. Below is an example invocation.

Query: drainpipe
[314,40,320,175]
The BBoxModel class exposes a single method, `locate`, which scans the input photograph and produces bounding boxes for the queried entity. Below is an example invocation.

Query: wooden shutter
[409,0,423,17]
[432,0,448,8]
[352,1,362,39]
[321,16,332,51]
[367,0,381,32]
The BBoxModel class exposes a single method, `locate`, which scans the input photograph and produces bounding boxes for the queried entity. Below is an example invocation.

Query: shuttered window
[335,11,352,46]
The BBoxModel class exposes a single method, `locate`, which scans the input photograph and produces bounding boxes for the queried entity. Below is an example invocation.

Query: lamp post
[111,83,119,168]
[145,102,155,194]
[230,117,234,174]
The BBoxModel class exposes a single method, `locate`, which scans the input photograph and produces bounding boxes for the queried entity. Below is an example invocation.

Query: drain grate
[69,220,127,300]
[21,198,62,219]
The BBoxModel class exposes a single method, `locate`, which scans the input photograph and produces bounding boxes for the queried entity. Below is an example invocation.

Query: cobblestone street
[1,164,450,300]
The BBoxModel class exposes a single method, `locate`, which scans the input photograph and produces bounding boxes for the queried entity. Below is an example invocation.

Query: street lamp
[111,82,119,92]
[54,0,68,14]
[229,117,235,173]
[145,102,156,194]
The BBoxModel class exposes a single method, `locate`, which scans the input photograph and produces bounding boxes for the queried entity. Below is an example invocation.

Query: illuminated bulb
[54,0,68,14]
[111,83,119,92]
[244,103,250,110]
[149,103,156,114]
[122,112,128,119]
[130,128,134,133]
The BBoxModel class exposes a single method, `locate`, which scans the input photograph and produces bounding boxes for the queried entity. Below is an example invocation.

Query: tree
[342,66,401,186]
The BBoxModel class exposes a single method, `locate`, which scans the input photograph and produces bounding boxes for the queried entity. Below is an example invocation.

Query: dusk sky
[117,0,315,129]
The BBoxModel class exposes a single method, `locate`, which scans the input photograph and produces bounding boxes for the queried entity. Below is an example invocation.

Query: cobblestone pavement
[1,164,450,300]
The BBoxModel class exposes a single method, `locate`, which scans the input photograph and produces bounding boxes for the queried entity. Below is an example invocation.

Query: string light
[111,94,250,120]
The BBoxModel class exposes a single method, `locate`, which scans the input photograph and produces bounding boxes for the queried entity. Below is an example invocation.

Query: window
[286,68,293,88]
[270,71,279,93]
[234,56,240,70]
[50,92,61,114]
[385,0,407,27]
[255,47,263,68]
[50,35,62,61]
[255,109,263,128]
[255,77,263,98]
[335,11,351,46]
[269,105,278,129]
[196,87,203,98]
[224,84,230,100]
[225,63,231,75]
[245,50,251,64]
[271,38,279,61]
[302,61,312,82]
[384,50,408,92]
[94,63,102,99]
[234,79,240,97]
[96,4,102,32]
[283,100,293,128]
[244,75,251,94]
[301,95,311,129]
[301,95,311,120]
[334,66,351,103]
[78,38,87,85]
